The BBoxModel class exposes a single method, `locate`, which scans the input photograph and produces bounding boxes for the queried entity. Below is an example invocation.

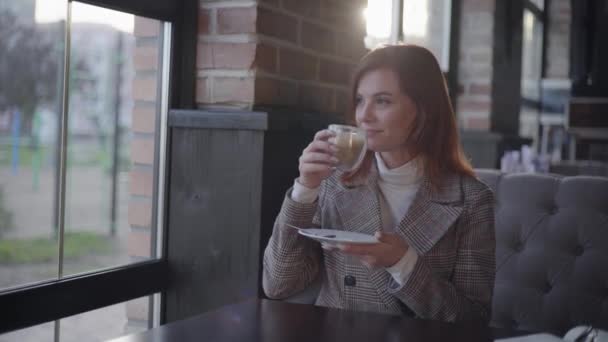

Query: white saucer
[298,229,378,245]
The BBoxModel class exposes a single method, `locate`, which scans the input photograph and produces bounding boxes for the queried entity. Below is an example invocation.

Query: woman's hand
[298,129,339,189]
[339,232,409,268]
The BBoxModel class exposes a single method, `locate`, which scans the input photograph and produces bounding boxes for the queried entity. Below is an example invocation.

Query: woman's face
[355,68,418,154]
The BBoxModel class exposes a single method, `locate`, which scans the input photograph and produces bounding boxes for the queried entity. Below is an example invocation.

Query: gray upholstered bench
[478,170,608,334]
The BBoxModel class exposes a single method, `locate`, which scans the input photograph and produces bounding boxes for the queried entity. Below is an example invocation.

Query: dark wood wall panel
[164,123,265,322]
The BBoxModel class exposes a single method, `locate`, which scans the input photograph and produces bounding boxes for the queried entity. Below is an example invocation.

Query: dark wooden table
[110,299,527,342]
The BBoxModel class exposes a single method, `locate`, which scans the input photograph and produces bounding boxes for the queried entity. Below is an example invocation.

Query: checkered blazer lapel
[332,182,382,236]
[395,172,464,254]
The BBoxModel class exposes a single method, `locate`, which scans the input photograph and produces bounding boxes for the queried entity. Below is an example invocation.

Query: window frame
[0,0,197,334]
[392,0,462,106]
[520,0,547,111]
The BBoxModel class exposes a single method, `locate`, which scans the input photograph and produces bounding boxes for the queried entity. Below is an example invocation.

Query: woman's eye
[376,98,391,105]
[355,96,363,106]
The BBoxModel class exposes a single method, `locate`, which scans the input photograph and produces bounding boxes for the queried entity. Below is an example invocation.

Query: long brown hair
[342,44,474,188]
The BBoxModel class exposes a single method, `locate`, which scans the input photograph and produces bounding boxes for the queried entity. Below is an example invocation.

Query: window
[402,0,452,71]
[0,0,167,288]
[363,0,453,71]
[0,0,65,290]
[519,1,545,140]
[64,2,167,277]
[0,0,187,337]
[0,294,156,342]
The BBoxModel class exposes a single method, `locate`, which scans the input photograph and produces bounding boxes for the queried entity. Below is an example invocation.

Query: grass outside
[0,135,132,170]
[0,231,113,263]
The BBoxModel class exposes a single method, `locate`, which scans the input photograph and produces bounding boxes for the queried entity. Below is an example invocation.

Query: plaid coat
[262,163,495,323]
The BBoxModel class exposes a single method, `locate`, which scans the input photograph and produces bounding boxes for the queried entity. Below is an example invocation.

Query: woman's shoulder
[460,172,495,202]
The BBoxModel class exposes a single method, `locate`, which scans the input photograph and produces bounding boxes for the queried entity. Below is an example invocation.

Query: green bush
[0,187,13,237]
[0,231,113,263]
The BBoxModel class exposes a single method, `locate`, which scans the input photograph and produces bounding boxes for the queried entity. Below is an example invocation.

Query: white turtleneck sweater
[291,153,422,286]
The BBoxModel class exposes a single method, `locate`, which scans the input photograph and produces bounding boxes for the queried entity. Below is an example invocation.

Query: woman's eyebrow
[372,91,393,97]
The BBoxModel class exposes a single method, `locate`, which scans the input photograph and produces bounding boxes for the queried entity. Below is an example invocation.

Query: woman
[262,45,495,323]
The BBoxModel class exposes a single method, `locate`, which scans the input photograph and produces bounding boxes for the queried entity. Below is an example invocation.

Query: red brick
[254,43,277,73]
[335,34,368,60]
[133,76,158,102]
[134,17,160,38]
[130,169,154,197]
[196,77,211,103]
[213,77,255,104]
[334,89,351,116]
[254,77,298,106]
[319,59,351,85]
[197,43,213,68]
[462,0,494,12]
[468,50,492,64]
[218,7,257,34]
[460,32,492,48]
[197,43,256,69]
[322,0,362,16]
[465,117,490,130]
[283,0,321,18]
[460,63,492,78]
[469,83,492,95]
[279,48,318,81]
[319,0,363,29]
[301,21,334,54]
[131,137,155,165]
[259,0,279,6]
[462,12,493,31]
[199,9,211,35]
[257,7,298,43]
[132,105,156,133]
[298,84,334,113]
[557,6,571,17]
[318,12,349,30]
[458,99,491,112]
[127,228,151,256]
[128,201,152,228]
[134,46,158,71]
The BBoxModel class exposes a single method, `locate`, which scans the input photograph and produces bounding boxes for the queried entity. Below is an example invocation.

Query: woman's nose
[357,103,373,123]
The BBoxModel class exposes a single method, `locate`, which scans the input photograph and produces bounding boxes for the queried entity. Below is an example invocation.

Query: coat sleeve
[262,187,323,299]
[387,187,496,322]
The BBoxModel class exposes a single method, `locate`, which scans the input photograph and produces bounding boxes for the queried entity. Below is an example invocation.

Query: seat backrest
[476,169,608,334]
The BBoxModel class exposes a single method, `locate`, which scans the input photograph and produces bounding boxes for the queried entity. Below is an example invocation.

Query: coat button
[344,275,356,287]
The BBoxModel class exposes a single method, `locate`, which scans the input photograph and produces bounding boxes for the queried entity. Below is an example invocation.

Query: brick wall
[197,0,368,118]
[129,16,158,261]
[456,0,495,131]
[126,16,161,327]
[546,0,570,79]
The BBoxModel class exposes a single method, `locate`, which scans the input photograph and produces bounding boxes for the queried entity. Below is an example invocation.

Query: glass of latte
[328,124,367,172]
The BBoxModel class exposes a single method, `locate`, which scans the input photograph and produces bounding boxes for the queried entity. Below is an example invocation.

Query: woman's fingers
[360,256,378,268]
[321,242,340,251]
[304,140,338,155]
[299,163,334,174]
[296,129,338,189]
[300,152,338,165]
[313,129,335,141]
